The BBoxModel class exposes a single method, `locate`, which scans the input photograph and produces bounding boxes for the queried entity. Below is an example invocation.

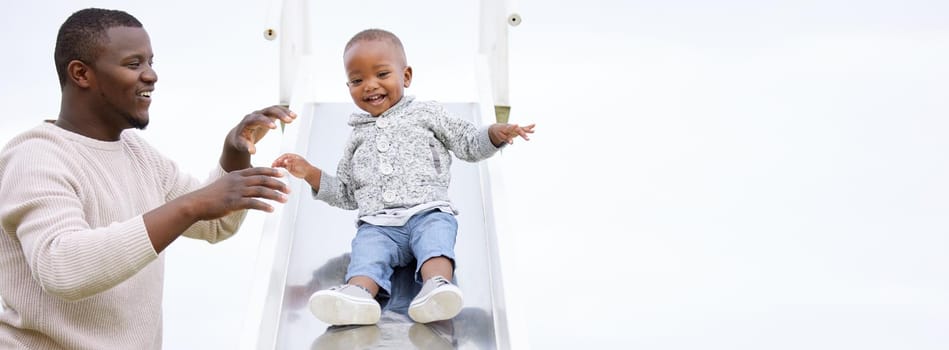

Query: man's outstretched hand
[187,166,290,220]
[143,166,290,252]
[220,105,297,172]
[230,105,297,155]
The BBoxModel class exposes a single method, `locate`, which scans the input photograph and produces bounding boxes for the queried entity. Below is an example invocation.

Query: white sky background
[2,0,949,349]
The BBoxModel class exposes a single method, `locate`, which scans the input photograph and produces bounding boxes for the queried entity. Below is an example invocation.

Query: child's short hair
[344,28,407,63]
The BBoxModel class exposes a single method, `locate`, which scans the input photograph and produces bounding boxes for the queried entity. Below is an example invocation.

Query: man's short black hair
[54,8,142,87]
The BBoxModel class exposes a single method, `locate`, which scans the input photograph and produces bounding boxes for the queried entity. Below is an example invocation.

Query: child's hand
[272,153,313,179]
[489,123,536,146]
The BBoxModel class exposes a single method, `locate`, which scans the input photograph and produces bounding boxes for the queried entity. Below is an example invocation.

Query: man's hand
[229,105,297,155]
[221,105,297,172]
[185,167,290,220]
[143,166,290,252]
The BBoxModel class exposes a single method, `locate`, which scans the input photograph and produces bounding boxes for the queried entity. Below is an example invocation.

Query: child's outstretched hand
[489,123,536,147]
[272,153,314,179]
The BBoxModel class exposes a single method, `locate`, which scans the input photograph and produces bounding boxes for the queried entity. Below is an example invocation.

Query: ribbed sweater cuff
[480,126,505,154]
[118,215,159,267]
[313,173,339,202]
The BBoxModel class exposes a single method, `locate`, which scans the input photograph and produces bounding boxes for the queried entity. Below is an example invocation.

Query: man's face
[90,26,157,130]
[343,40,412,117]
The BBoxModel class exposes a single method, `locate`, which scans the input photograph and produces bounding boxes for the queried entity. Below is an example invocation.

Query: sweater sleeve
[123,131,247,244]
[313,135,359,210]
[0,139,158,302]
[174,165,247,243]
[425,102,500,162]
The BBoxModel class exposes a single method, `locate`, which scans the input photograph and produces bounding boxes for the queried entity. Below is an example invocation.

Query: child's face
[344,39,412,117]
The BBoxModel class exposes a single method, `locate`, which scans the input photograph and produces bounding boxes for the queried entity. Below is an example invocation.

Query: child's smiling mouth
[365,94,385,105]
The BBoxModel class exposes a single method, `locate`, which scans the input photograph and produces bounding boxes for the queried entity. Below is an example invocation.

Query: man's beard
[103,96,149,130]
[126,114,149,130]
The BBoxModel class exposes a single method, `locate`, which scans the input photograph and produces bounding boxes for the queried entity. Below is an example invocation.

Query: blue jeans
[346,209,458,295]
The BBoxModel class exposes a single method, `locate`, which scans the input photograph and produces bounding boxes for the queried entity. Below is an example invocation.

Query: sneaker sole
[308,290,381,325]
[408,285,464,324]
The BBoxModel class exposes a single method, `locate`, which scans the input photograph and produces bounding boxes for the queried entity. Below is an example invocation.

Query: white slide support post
[239,0,310,347]
[263,0,311,107]
[479,0,520,124]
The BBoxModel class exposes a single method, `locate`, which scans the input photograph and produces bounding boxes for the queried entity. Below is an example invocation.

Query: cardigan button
[380,163,393,175]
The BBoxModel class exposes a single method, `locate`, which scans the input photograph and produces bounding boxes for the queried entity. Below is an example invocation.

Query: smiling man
[0,8,296,349]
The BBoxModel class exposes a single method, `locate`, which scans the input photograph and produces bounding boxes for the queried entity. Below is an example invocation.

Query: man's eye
[348,79,363,86]
[378,72,390,78]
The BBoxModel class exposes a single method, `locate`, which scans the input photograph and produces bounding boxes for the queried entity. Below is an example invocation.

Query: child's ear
[403,66,413,88]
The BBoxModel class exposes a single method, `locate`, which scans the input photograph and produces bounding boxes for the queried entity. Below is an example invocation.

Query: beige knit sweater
[0,122,246,349]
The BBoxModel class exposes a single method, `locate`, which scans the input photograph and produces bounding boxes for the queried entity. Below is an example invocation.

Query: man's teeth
[139,91,151,97]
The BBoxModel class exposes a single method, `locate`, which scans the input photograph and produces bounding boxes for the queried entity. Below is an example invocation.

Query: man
[0,8,295,349]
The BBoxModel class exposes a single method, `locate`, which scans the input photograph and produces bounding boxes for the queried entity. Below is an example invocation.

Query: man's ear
[67,60,93,88]
[403,66,413,88]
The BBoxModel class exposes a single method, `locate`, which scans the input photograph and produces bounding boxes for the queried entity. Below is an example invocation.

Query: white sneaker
[308,285,381,325]
[408,276,464,323]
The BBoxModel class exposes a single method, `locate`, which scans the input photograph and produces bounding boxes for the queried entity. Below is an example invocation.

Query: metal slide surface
[261,102,505,349]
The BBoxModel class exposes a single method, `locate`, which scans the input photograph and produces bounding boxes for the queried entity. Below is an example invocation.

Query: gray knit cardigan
[314,96,500,217]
